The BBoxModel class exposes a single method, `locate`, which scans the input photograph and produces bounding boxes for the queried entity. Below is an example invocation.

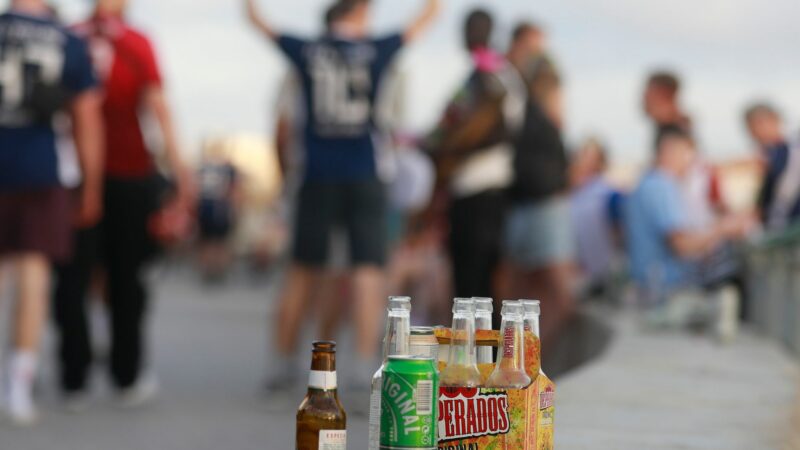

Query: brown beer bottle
[296,341,347,450]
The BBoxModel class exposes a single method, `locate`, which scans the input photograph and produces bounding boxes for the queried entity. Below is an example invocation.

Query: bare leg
[386,245,410,298]
[275,264,320,356]
[198,241,230,278]
[7,253,50,423]
[14,253,50,351]
[352,265,385,359]
[318,271,350,342]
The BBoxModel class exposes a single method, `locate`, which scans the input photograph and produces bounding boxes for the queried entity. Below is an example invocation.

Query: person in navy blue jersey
[245,0,441,391]
[0,0,102,424]
[744,102,800,231]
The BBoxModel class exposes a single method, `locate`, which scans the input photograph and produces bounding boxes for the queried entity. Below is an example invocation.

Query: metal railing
[745,223,800,357]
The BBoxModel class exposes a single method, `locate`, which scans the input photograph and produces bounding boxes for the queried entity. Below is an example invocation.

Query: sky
[3,0,800,164]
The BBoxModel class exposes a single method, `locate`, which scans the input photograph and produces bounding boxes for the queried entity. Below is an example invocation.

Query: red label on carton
[438,387,510,442]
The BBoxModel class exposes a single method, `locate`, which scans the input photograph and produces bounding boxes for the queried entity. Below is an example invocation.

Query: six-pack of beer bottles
[296,296,549,450]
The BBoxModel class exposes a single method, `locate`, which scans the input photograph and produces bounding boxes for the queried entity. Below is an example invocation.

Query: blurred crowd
[1,0,799,425]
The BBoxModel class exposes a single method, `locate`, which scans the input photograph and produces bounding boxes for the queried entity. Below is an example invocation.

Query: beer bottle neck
[475,312,492,330]
[474,298,493,331]
[497,315,526,370]
[308,348,338,391]
[475,303,494,364]
[525,314,541,339]
[447,312,477,367]
[382,311,410,363]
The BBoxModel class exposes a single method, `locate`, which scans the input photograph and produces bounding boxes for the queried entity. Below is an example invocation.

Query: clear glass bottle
[440,298,481,387]
[521,299,541,338]
[473,297,494,364]
[368,296,411,450]
[521,299,544,377]
[296,341,347,450]
[486,301,532,389]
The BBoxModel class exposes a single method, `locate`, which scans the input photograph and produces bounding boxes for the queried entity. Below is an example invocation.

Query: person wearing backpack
[504,50,576,343]
[0,0,102,423]
[424,10,527,318]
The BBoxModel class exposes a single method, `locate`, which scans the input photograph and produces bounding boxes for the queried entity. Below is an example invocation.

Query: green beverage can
[380,356,439,450]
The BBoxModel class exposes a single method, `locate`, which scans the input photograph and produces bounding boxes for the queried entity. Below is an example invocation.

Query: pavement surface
[555,310,800,450]
[0,268,798,449]
[0,267,370,450]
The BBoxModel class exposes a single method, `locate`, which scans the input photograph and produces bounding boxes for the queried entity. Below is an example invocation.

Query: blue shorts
[505,196,575,269]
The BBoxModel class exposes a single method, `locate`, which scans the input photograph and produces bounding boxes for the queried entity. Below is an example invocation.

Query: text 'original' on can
[380,356,439,450]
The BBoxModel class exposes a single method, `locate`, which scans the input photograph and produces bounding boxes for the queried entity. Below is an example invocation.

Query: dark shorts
[293,180,387,267]
[198,200,232,240]
[0,187,72,263]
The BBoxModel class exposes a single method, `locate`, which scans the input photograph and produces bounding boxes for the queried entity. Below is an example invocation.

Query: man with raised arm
[245,0,441,392]
[0,0,102,424]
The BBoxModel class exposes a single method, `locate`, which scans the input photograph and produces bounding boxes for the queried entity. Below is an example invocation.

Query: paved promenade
[0,269,370,450]
[556,310,800,449]
[0,270,798,449]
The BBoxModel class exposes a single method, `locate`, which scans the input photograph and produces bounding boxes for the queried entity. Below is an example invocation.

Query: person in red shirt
[53,0,192,410]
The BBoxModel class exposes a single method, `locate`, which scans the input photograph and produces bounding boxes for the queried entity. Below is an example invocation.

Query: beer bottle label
[318,430,346,449]
[309,370,337,390]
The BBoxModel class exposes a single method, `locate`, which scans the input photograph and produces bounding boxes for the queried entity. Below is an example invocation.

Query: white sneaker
[7,385,38,426]
[117,374,160,409]
[6,352,39,426]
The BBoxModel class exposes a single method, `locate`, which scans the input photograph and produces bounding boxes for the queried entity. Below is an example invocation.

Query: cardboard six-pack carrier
[434,328,555,450]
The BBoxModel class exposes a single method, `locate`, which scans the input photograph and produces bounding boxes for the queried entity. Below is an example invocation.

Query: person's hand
[244,0,264,30]
[74,185,103,229]
[404,0,443,43]
[243,0,277,39]
[244,0,257,20]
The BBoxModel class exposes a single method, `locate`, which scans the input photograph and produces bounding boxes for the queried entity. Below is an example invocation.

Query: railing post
[746,248,769,331]
[788,245,800,356]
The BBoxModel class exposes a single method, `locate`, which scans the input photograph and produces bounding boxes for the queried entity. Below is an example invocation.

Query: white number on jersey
[309,51,372,132]
[0,40,65,121]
